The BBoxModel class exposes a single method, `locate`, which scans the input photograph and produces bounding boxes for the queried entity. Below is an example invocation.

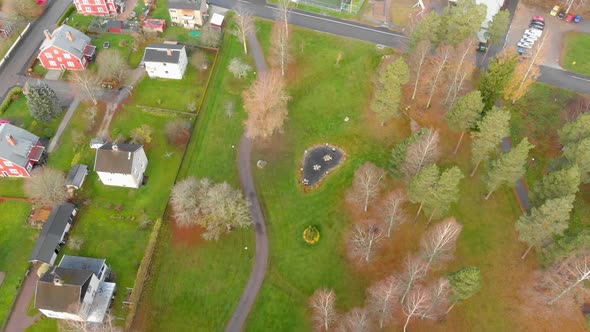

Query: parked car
[574,15,582,23]
[558,11,567,19]
[521,37,537,44]
[518,47,531,55]
[531,18,545,26]
[523,34,539,41]
[476,41,488,53]
[525,29,543,37]
[533,15,545,22]
[550,5,560,16]
[566,13,575,22]
[530,22,545,30]
[517,41,534,49]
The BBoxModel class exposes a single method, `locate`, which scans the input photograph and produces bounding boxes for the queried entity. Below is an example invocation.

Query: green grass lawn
[0,201,36,327]
[90,33,144,68]
[0,24,27,60]
[132,34,256,331]
[63,12,94,31]
[133,52,214,111]
[562,32,590,76]
[151,0,171,22]
[0,93,62,138]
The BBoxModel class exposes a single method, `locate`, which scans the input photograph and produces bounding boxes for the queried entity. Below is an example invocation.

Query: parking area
[506,3,590,69]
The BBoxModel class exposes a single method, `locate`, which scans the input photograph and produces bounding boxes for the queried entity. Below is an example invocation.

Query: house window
[49,60,57,66]
[83,0,89,3]
[45,52,53,58]
[57,57,62,62]
[67,61,75,67]
[85,7,91,12]
[4,161,12,167]
[53,49,59,54]
[1,172,8,177]
[64,53,71,59]
[95,0,101,4]
[98,7,104,12]
[165,71,168,74]
[170,9,177,12]
[163,63,166,66]
[9,169,19,175]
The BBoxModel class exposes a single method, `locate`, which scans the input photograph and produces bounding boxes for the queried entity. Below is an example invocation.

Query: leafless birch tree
[346,162,386,212]
[347,223,383,264]
[337,307,371,332]
[426,45,452,108]
[276,0,291,38]
[399,255,427,303]
[367,275,400,328]
[420,218,462,272]
[310,289,338,331]
[270,21,291,76]
[25,167,67,208]
[505,32,549,104]
[546,253,590,305]
[402,128,441,177]
[243,70,290,139]
[421,278,451,319]
[379,190,408,237]
[445,39,476,105]
[233,6,254,55]
[70,71,100,105]
[402,287,432,332]
[410,40,431,100]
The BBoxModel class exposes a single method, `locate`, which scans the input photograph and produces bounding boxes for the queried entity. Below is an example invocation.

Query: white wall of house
[38,275,100,321]
[145,49,188,80]
[96,149,147,188]
[39,309,85,321]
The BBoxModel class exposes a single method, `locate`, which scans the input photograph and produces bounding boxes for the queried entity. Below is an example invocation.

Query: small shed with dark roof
[107,20,125,33]
[65,164,88,190]
[29,203,78,265]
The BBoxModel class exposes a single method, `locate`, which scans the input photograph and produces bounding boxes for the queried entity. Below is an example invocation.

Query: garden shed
[107,20,125,33]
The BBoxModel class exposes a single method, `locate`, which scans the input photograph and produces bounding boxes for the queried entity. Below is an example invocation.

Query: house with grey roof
[142,43,188,79]
[29,203,78,265]
[66,164,89,190]
[94,142,148,188]
[0,123,46,177]
[168,0,208,29]
[35,255,116,323]
[37,25,96,71]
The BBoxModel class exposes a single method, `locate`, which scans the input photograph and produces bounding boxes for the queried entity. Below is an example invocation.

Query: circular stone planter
[300,144,346,189]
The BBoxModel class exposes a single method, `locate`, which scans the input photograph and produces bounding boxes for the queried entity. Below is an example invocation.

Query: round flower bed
[303,225,320,244]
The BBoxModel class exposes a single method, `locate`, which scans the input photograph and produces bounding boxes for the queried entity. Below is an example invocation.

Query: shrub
[166,119,192,145]
[0,87,22,115]
[68,236,84,251]
[57,5,75,25]
[303,225,320,244]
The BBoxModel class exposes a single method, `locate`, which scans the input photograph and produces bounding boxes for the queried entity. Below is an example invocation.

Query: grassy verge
[132,33,255,331]
[0,201,36,326]
[562,32,590,76]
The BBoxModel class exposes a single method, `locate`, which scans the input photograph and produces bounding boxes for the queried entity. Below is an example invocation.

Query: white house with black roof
[29,203,78,265]
[35,255,116,322]
[94,142,148,188]
[142,43,188,79]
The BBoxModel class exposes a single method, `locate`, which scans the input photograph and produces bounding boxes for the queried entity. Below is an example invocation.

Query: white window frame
[49,60,57,66]
[45,52,53,59]
[67,61,75,67]
[9,169,19,175]
[63,53,71,59]
[98,7,104,12]
[85,7,91,12]
[4,161,13,167]
[53,49,59,54]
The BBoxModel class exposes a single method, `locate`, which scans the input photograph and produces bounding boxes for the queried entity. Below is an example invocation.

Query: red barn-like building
[73,0,123,16]
[0,123,47,177]
[37,25,96,71]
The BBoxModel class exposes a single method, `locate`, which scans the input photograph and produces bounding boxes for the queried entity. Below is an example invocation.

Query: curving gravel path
[225,32,270,332]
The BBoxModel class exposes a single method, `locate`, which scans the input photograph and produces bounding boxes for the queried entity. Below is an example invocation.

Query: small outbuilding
[65,164,89,190]
[143,18,166,33]
[210,13,225,29]
[29,203,78,265]
[107,20,125,33]
[90,138,107,149]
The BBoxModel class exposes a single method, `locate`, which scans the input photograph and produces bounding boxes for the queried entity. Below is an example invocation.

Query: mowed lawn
[562,32,590,76]
[132,34,255,331]
[0,201,36,326]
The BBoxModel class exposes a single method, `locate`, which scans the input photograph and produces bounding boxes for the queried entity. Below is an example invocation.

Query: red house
[73,0,123,16]
[0,123,47,177]
[37,25,96,71]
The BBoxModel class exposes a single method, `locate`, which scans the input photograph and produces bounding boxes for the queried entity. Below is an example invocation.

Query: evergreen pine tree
[25,82,62,122]
[484,138,534,200]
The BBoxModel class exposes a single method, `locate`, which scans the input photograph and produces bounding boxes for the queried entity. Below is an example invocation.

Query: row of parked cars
[517,16,545,50]
[550,5,582,22]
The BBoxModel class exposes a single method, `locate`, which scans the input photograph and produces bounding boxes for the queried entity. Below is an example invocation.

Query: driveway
[4,264,42,332]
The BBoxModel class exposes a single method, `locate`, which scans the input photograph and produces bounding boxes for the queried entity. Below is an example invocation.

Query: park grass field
[562,32,590,77]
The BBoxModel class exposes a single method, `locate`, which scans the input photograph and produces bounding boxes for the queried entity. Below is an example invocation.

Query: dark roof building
[29,203,78,265]
[94,142,148,188]
[65,164,88,190]
[59,256,106,276]
[36,266,93,314]
[142,43,185,64]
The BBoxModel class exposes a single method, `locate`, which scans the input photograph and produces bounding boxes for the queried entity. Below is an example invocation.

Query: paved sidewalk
[4,264,41,332]
[502,137,531,212]
[47,98,80,153]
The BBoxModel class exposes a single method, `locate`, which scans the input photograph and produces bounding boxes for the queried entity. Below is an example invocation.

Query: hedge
[0,87,23,115]
[57,5,76,26]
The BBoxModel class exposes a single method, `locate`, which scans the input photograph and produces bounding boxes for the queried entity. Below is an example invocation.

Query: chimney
[112,143,118,151]
[66,31,74,42]
[43,29,51,40]
[166,49,173,56]
[53,275,64,286]
[6,135,16,146]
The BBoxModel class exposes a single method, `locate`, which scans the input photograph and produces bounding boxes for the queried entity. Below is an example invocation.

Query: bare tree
[566,96,590,122]
[243,70,290,139]
[444,38,476,105]
[367,275,399,329]
[426,45,452,108]
[59,313,120,332]
[276,0,291,39]
[190,50,210,71]
[270,21,292,76]
[25,167,67,208]
[4,0,43,17]
[228,58,252,79]
[130,124,153,145]
[310,289,338,331]
[166,118,192,145]
[379,190,407,238]
[547,253,590,305]
[402,287,432,332]
[420,218,462,272]
[96,49,129,82]
[399,255,427,303]
[337,307,371,332]
[505,32,549,104]
[402,128,441,177]
[233,6,254,55]
[347,222,383,264]
[170,177,209,226]
[70,71,100,105]
[410,40,431,100]
[421,278,451,319]
[346,162,386,212]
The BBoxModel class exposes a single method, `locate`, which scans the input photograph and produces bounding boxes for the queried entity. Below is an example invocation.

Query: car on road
[550,5,560,16]
[566,13,575,22]
[575,15,582,23]
[558,11,567,19]
[517,41,534,49]
[533,15,545,22]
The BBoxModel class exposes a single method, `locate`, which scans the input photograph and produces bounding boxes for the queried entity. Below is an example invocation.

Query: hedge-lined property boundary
[0,87,23,115]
